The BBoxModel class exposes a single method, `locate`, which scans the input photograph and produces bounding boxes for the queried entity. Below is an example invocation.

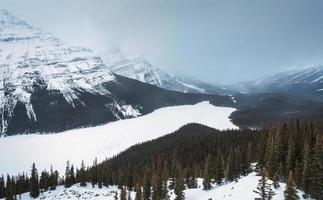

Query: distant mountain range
[1,8,323,135]
[233,65,323,99]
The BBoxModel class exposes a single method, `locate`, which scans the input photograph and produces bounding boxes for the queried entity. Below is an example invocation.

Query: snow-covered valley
[0,101,236,175]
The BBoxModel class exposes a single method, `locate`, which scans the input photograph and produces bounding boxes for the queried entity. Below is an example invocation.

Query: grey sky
[1,0,323,84]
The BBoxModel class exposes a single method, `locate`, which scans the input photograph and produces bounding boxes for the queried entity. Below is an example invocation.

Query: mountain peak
[0,9,30,28]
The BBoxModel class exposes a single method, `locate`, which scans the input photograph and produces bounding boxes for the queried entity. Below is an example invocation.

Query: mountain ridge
[99,49,232,95]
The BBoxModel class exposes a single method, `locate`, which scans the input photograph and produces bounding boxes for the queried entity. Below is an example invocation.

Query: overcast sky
[1,0,323,84]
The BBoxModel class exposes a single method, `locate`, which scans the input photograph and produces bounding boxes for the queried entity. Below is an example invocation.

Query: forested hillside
[1,121,322,199]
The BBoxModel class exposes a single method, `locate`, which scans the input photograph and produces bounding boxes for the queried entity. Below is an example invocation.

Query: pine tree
[64,161,71,188]
[234,147,242,179]
[70,165,76,185]
[40,170,49,192]
[91,158,98,188]
[203,153,212,190]
[226,150,236,182]
[272,171,279,189]
[80,160,87,187]
[308,133,323,199]
[186,169,197,189]
[174,163,185,200]
[30,163,40,198]
[142,169,151,200]
[98,171,103,189]
[0,175,5,199]
[135,179,142,200]
[120,186,127,200]
[253,168,275,200]
[5,175,14,200]
[162,161,170,199]
[215,154,225,185]
[284,171,299,200]
[49,165,58,190]
[151,171,162,200]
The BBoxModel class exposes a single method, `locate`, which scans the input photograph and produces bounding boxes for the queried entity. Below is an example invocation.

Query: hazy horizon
[1,0,323,84]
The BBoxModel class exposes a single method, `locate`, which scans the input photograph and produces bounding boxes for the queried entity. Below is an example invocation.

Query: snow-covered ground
[1,172,310,200]
[184,173,309,200]
[0,101,236,175]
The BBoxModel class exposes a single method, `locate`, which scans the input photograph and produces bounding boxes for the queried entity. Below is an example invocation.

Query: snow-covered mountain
[0,9,233,136]
[234,65,323,99]
[100,49,231,95]
[0,9,139,135]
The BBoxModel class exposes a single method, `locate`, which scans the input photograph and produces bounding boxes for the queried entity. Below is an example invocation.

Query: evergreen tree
[40,170,49,192]
[98,171,103,189]
[80,161,87,187]
[0,175,5,199]
[120,186,127,200]
[272,171,279,189]
[203,153,212,190]
[151,171,162,200]
[284,171,299,200]
[134,179,142,200]
[49,165,58,190]
[70,165,76,185]
[308,133,323,199]
[91,158,98,187]
[174,163,185,200]
[5,175,14,200]
[142,169,151,200]
[29,163,40,198]
[226,150,236,182]
[162,161,170,199]
[186,169,197,189]
[253,168,275,200]
[215,154,225,185]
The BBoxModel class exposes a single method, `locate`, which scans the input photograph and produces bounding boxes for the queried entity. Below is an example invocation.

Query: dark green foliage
[174,163,185,200]
[5,175,14,200]
[284,171,299,200]
[0,175,5,199]
[29,163,39,198]
[79,161,87,187]
[40,170,49,192]
[215,153,225,185]
[134,179,142,200]
[142,168,151,200]
[253,168,275,200]
[64,161,75,188]
[203,153,212,190]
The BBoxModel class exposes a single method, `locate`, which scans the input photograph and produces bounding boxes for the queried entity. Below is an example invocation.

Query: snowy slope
[184,173,309,200]
[0,101,236,175]
[2,172,311,200]
[100,49,231,94]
